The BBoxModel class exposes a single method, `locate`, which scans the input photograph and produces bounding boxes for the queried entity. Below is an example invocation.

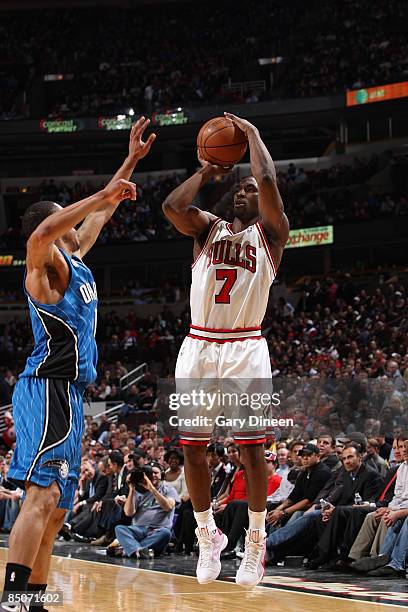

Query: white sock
[194,508,217,534]
[248,509,267,542]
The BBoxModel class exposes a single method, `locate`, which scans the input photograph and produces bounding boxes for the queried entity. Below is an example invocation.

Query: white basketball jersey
[189,218,277,341]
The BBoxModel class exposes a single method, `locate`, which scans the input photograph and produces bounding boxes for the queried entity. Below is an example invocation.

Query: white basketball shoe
[235,530,266,587]
[195,526,228,584]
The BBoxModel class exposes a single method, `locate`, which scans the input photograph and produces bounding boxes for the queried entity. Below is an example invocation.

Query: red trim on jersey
[190,324,262,333]
[191,218,223,269]
[188,333,262,343]
[179,439,210,446]
[234,438,267,445]
[226,222,234,235]
[179,430,210,439]
[256,222,278,277]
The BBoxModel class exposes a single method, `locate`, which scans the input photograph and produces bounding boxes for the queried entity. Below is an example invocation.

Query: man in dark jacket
[91,452,135,546]
[61,459,109,540]
[267,443,331,527]
[267,444,382,563]
[305,444,384,568]
[318,435,342,473]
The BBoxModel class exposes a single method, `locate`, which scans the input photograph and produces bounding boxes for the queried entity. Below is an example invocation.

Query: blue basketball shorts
[8,377,85,510]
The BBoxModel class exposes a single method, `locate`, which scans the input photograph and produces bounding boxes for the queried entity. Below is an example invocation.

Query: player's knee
[183,445,206,466]
[26,482,61,516]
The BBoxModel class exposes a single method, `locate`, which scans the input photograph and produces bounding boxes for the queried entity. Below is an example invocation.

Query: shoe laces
[242,535,264,574]
[197,529,215,569]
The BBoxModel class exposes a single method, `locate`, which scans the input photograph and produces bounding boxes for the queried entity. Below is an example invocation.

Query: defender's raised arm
[76,116,156,258]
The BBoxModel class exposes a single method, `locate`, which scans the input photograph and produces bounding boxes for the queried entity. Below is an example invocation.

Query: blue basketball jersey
[20,248,98,385]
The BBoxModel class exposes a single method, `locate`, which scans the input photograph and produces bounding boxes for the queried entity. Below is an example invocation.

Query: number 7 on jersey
[214,268,237,304]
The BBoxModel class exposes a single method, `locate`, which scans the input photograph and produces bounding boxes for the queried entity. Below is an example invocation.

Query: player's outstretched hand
[129,116,156,161]
[197,148,234,175]
[103,178,137,205]
[224,112,257,136]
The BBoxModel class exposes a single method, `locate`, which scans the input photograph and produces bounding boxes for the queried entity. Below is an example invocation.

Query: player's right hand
[102,178,137,205]
[197,149,234,175]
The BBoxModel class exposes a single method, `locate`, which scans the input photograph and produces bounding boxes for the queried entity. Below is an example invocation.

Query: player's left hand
[224,112,257,136]
[128,116,156,161]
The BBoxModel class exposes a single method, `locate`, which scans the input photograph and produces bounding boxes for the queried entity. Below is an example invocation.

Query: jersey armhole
[24,248,73,306]
[191,217,223,269]
[255,222,278,277]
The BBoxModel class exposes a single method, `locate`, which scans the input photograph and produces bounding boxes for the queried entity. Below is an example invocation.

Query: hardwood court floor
[0,548,406,612]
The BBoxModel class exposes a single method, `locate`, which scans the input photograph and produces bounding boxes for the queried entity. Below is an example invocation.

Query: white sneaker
[0,603,29,611]
[195,527,228,584]
[235,530,266,587]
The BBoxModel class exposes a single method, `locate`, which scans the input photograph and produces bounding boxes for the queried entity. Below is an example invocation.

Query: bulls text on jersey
[206,239,257,273]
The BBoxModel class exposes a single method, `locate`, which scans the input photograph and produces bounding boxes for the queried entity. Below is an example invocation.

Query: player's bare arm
[225,113,289,255]
[26,179,137,304]
[162,152,233,261]
[76,116,156,258]
[162,158,218,238]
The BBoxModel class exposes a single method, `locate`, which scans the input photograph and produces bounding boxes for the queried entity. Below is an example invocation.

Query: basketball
[197,116,248,166]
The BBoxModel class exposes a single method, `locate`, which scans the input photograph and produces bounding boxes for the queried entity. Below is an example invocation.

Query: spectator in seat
[59,459,108,541]
[366,438,388,477]
[356,516,408,579]
[121,384,141,417]
[317,436,406,569]
[317,434,342,472]
[96,414,110,442]
[2,412,15,450]
[0,459,23,532]
[376,432,392,462]
[386,360,405,392]
[302,445,384,569]
[214,443,241,502]
[109,462,179,558]
[266,443,383,565]
[350,437,408,575]
[207,444,227,499]
[164,449,188,499]
[91,454,135,547]
[221,453,281,559]
[275,448,290,477]
[175,444,225,555]
[267,443,330,528]
[139,387,156,412]
[266,440,304,510]
[106,384,122,402]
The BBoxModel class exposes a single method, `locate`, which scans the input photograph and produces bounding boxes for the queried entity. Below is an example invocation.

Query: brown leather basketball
[197,116,248,166]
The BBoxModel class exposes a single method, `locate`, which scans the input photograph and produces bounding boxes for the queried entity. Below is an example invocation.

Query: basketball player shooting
[0,118,155,612]
[162,113,289,587]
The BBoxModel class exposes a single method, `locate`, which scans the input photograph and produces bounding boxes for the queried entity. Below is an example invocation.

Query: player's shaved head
[22,200,61,239]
